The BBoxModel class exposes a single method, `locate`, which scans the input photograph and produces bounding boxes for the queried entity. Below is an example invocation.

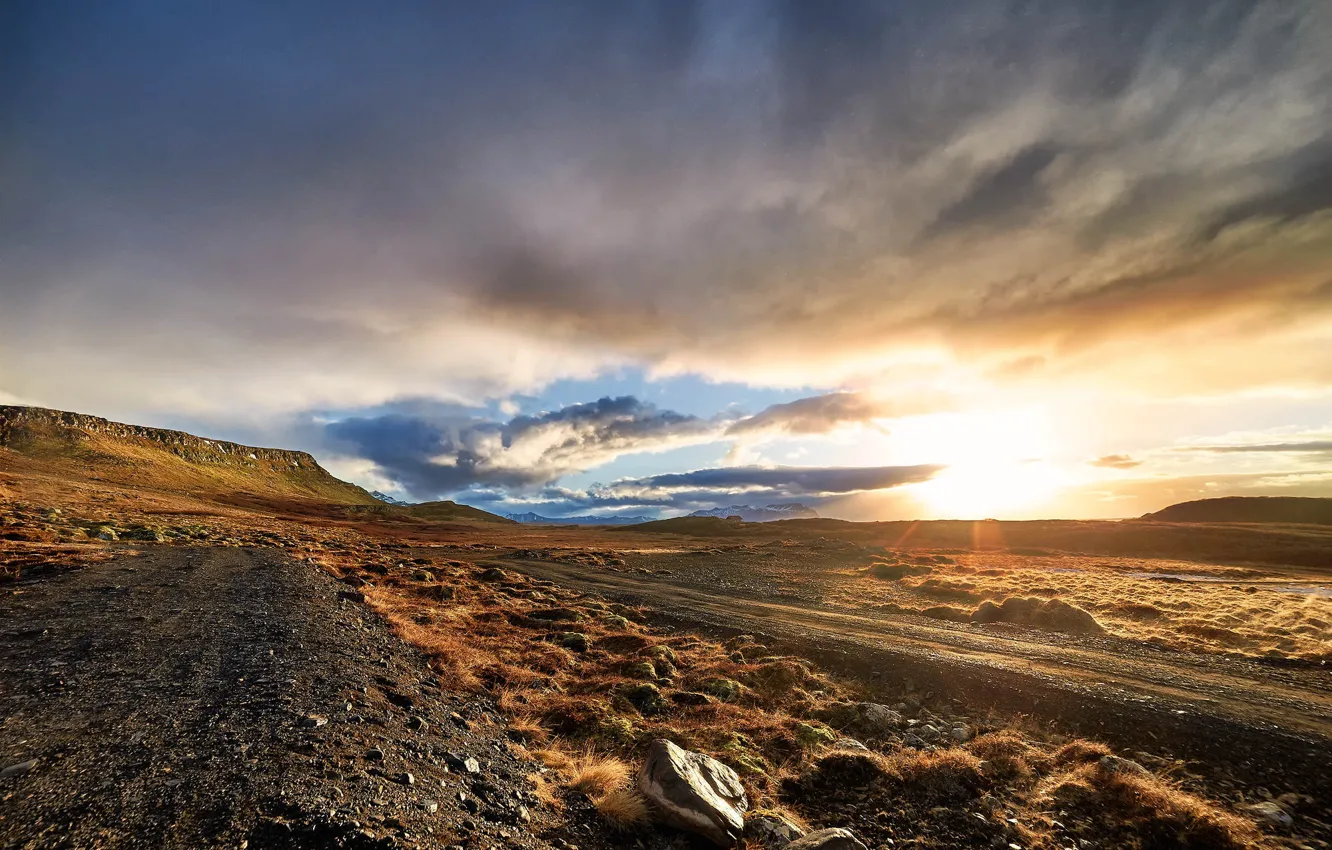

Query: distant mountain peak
[687,503,818,522]
[370,490,411,506]
[505,512,654,526]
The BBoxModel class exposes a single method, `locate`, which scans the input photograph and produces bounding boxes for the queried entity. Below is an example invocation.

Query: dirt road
[496,555,1332,799]
[0,547,563,850]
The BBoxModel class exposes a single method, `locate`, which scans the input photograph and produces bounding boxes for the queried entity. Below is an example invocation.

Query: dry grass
[1040,763,1262,849]
[591,786,650,829]
[539,747,633,797]
[836,551,1332,660]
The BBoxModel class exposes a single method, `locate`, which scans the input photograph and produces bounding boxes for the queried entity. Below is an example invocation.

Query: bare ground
[0,547,586,850]
[487,552,1332,802]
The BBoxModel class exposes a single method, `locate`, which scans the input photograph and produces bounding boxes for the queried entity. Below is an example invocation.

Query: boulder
[639,739,748,846]
[670,691,713,707]
[785,828,869,850]
[556,632,589,652]
[794,722,837,748]
[744,812,806,848]
[617,682,666,715]
[855,703,903,735]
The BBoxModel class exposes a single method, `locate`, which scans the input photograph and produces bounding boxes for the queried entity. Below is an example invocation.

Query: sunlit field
[834,551,1332,661]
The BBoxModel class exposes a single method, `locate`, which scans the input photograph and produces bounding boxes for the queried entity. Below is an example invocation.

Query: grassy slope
[0,406,376,506]
[405,500,516,524]
[1143,496,1332,525]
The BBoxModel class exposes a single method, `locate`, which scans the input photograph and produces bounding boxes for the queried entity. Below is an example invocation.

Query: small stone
[1246,801,1293,827]
[299,714,328,729]
[423,800,439,813]
[407,715,429,732]
[784,828,869,850]
[745,812,806,847]
[0,759,37,779]
[397,772,415,786]
[366,748,386,761]
[1097,755,1150,777]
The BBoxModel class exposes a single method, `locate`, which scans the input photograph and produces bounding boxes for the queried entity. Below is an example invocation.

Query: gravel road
[494,553,1332,802]
[0,547,580,850]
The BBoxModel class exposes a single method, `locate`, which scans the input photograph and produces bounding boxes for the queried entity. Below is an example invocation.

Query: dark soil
[0,547,600,849]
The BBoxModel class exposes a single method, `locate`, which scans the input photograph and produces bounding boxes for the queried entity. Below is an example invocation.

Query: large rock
[638,739,748,846]
[784,828,869,850]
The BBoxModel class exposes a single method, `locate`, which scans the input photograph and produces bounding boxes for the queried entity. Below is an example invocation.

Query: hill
[1143,496,1332,525]
[404,500,515,524]
[0,405,376,506]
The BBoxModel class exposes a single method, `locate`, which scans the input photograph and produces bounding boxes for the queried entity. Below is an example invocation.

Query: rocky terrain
[3,407,1330,849]
[1,546,586,849]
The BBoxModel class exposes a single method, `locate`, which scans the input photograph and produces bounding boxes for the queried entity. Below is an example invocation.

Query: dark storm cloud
[3,1,1331,415]
[630,465,942,494]
[322,390,922,500]
[924,145,1063,237]
[461,463,943,516]
[324,396,717,498]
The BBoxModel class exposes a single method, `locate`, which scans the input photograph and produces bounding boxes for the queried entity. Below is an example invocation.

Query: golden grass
[1040,763,1261,850]
[838,551,1332,660]
[538,747,634,797]
[591,787,650,829]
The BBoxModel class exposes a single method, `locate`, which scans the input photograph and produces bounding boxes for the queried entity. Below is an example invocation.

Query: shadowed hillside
[0,405,376,506]
[404,499,515,524]
[1143,496,1332,526]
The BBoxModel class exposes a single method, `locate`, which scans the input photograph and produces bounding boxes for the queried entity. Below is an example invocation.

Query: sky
[4,1,1332,520]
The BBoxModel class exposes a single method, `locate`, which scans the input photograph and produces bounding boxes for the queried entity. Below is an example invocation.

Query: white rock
[639,739,748,846]
[1247,801,1292,827]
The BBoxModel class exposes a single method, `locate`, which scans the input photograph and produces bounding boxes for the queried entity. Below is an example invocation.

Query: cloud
[3,2,1331,419]
[471,462,944,516]
[1180,441,1332,454]
[319,389,945,503]
[324,396,719,499]
[1089,453,1143,469]
[726,391,947,437]
[629,464,942,495]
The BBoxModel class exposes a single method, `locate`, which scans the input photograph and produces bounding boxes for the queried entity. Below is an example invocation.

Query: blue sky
[4,1,1332,519]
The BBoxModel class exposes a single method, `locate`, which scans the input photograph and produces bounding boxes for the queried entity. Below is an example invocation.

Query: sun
[892,409,1065,519]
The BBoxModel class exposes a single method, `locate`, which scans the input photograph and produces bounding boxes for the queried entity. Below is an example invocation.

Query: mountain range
[687,503,819,522]
[504,512,655,526]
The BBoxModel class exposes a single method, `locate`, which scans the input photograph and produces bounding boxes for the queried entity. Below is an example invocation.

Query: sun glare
[894,410,1065,519]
